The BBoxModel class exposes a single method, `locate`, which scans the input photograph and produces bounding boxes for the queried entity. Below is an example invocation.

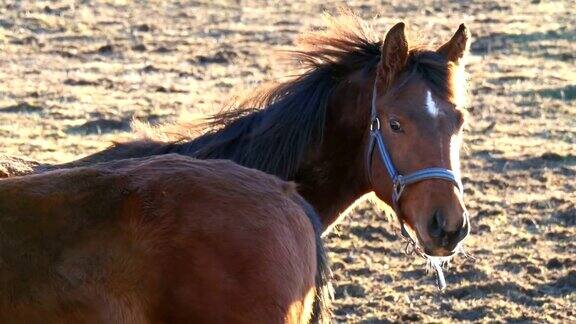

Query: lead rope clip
[392,176,405,204]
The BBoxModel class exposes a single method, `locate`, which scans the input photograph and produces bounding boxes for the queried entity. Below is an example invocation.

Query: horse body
[0,155,328,323]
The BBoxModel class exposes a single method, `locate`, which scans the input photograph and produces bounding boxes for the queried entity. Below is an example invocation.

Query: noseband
[365,81,463,210]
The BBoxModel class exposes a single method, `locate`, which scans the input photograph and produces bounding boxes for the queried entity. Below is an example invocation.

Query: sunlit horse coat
[0,155,331,323]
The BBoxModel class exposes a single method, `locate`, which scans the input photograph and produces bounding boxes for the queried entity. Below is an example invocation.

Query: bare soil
[1,0,574,322]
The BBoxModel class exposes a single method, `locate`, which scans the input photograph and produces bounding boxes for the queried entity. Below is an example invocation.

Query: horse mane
[132,12,466,179]
[212,13,381,120]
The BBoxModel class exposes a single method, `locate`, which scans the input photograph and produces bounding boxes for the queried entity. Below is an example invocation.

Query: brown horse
[6,14,472,257]
[0,154,331,323]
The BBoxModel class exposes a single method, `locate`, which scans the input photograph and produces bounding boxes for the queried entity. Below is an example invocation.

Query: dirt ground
[1,0,574,322]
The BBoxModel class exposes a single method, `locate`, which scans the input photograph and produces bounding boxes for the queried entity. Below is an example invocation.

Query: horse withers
[0,154,331,323]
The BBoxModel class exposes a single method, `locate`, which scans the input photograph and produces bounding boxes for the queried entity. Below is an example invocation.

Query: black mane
[174,18,382,179]
[177,69,340,178]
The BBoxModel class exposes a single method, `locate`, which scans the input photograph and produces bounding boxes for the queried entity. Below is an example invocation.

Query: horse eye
[389,120,402,132]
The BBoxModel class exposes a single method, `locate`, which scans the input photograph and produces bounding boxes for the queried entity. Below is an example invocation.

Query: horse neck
[295,75,373,230]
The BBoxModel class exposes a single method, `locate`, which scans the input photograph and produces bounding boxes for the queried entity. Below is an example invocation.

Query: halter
[365,81,463,210]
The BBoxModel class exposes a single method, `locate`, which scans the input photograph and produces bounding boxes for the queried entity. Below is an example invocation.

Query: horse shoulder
[139,158,317,323]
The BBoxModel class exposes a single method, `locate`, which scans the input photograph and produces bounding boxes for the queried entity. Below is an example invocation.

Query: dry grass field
[1,0,574,322]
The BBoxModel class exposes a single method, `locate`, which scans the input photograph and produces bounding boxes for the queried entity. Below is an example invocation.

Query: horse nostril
[428,210,444,238]
[456,212,470,241]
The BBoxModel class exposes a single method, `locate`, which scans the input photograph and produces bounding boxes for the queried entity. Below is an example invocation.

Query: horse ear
[379,22,409,88]
[437,24,471,64]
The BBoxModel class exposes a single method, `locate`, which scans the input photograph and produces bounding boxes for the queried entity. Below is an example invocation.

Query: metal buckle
[392,175,405,202]
[370,117,381,131]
